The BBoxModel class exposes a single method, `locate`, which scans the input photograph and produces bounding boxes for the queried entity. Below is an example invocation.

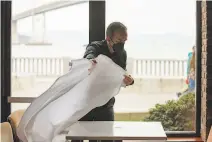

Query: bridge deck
[12,1,88,21]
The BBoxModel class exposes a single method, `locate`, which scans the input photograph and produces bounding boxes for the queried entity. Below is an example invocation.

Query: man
[74,22,134,142]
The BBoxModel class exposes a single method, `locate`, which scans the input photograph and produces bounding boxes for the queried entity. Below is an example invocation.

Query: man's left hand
[123,75,134,86]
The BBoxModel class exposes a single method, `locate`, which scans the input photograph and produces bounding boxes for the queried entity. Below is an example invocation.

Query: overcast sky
[13,0,196,36]
[12,0,196,58]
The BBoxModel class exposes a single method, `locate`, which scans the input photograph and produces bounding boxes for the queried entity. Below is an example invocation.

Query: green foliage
[142,93,195,131]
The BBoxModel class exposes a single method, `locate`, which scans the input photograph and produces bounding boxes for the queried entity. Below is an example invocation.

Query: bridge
[12,0,88,44]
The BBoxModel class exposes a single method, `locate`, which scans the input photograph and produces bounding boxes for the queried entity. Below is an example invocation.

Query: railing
[11,57,70,76]
[132,59,187,79]
[11,57,187,78]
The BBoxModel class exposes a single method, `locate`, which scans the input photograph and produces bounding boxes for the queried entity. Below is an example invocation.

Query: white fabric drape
[17,55,126,142]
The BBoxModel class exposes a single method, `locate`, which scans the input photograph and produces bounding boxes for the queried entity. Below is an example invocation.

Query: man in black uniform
[74,22,134,142]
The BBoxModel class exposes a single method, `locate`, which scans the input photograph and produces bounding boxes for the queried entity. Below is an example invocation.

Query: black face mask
[113,42,125,53]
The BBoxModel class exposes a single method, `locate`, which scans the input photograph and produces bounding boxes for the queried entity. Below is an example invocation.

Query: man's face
[110,30,128,45]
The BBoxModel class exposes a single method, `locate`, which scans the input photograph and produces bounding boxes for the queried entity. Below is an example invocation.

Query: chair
[0,122,14,142]
[7,109,25,142]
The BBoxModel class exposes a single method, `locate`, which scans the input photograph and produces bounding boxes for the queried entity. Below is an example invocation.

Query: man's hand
[88,59,97,74]
[123,75,134,86]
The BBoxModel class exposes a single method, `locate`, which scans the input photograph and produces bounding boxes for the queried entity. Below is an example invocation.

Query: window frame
[1,1,12,122]
[1,0,201,137]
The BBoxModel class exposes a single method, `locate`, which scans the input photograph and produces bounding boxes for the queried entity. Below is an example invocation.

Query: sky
[12,0,196,59]
[13,0,196,35]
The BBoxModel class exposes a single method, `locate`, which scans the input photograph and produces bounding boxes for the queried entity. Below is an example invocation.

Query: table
[65,121,167,142]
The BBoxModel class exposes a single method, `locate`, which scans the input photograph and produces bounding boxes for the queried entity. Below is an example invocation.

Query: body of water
[12,43,190,60]
[14,31,194,60]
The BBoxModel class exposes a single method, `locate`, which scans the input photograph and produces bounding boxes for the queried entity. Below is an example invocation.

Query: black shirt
[83,40,128,108]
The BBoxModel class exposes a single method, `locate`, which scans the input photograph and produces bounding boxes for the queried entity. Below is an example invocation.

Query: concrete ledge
[11,76,185,94]
[115,112,149,121]
[12,74,36,91]
[120,78,185,94]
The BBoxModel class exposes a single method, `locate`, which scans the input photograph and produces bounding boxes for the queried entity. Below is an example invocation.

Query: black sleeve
[123,50,134,85]
[83,45,98,59]
[122,50,127,70]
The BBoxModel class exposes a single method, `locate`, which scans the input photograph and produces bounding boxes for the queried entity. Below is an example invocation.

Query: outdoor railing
[11,57,187,78]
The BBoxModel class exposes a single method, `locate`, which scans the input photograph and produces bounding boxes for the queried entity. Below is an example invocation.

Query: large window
[11,0,89,112]
[6,0,201,135]
[106,0,196,132]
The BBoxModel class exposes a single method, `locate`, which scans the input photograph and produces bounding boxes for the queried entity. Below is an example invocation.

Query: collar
[104,40,114,53]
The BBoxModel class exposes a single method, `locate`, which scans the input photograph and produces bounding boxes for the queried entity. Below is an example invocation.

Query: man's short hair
[106,22,127,38]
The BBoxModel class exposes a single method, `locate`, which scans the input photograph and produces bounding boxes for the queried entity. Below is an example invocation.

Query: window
[106,0,196,132]
[11,0,89,112]
[8,0,200,135]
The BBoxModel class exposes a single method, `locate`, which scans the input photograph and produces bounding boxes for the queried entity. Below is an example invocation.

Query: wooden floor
[167,137,203,142]
[81,138,203,142]
[120,137,203,142]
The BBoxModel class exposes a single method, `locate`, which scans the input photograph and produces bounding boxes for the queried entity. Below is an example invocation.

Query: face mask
[113,42,125,53]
